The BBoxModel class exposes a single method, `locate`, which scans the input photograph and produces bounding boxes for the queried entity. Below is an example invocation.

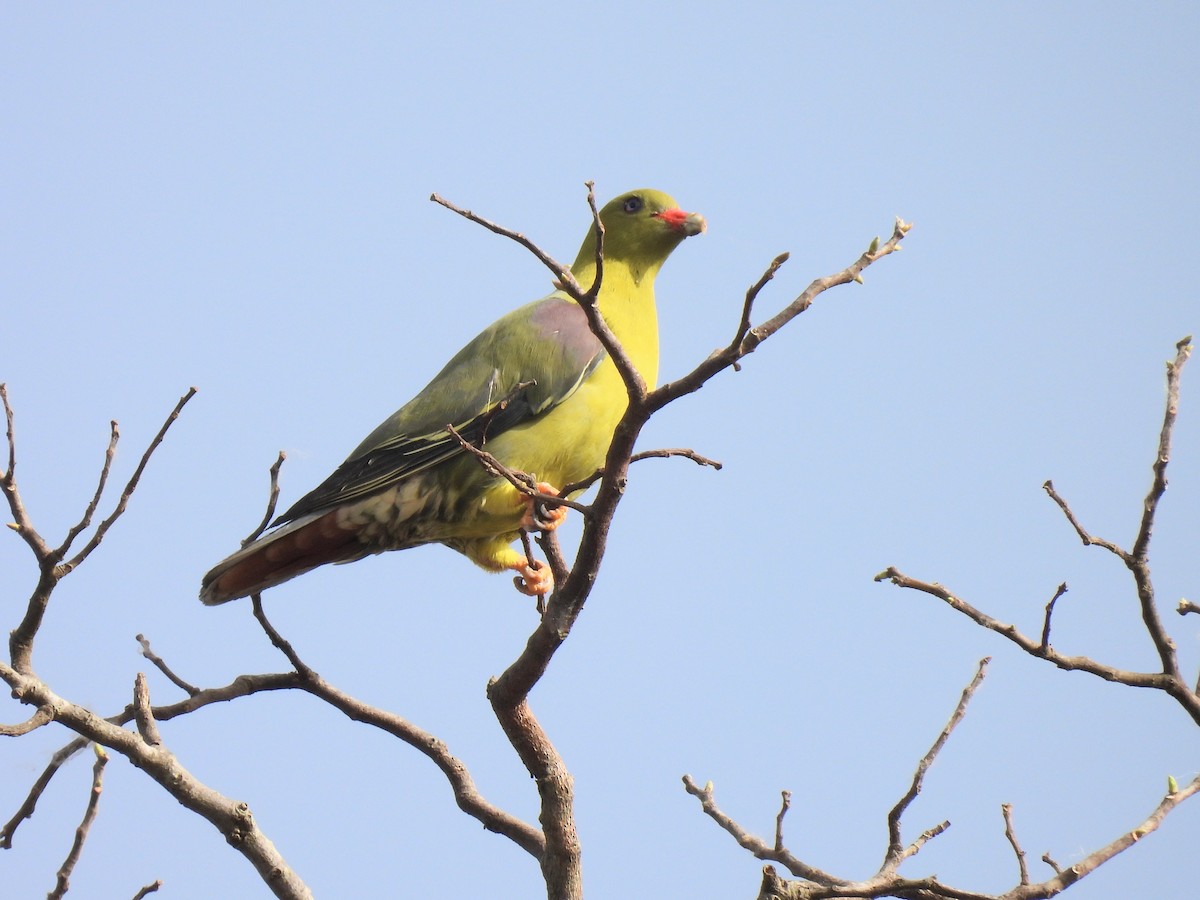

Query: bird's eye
[622,196,644,214]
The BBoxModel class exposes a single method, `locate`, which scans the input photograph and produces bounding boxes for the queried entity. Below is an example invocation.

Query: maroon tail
[200,510,364,605]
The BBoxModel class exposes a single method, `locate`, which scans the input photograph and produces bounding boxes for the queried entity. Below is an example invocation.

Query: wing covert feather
[274,295,603,524]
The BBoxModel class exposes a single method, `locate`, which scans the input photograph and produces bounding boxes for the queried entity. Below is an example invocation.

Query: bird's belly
[422,374,627,542]
[336,369,630,549]
[488,372,626,492]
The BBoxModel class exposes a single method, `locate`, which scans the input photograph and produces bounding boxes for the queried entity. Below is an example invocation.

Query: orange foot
[512,557,553,597]
[519,481,568,532]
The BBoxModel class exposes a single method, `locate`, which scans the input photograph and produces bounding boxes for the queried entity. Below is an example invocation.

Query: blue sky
[4,4,1198,898]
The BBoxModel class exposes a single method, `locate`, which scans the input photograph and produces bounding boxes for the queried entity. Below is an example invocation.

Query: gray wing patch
[273,297,606,526]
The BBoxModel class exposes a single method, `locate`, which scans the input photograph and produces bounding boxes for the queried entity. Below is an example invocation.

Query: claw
[519,481,568,532]
[512,558,553,597]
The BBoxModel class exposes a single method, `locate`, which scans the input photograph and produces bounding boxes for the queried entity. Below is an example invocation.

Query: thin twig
[445,423,589,515]
[0,384,51,560]
[733,252,790,359]
[430,193,574,289]
[1,383,15,479]
[1132,336,1192,562]
[558,447,722,496]
[251,595,314,679]
[0,706,54,736]
[3,660,314,899]
[874,567,1200,722]
[49,747,107,900]
[8,389,197,676]
[132,881,163,899]
[243,451,287,546]
[1177,599,1200,616]
[1,740,85,848]
[56,419,119,562]
[1125,338,1193,678]
[1040,582,1068,652]
[245,597,545,858]
[136,634,200,697]
[1001,803,1029,885]
[631,448,723,470]
[774,790,791,853]
[883,658,990,869]
[1041,480,1127,559]
[60,387,197,574]
[680,776,845,886]
[645,217,912,417]
[899,820,950,863]
[534,529,570,602]
[1037,340,1193,685]
[1,672,313,848]
[583,179,604,303]
[133,674,162,746]
[1035,773,1200,893]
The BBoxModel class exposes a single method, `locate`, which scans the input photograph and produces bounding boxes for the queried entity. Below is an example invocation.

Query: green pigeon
[200,189,705,605]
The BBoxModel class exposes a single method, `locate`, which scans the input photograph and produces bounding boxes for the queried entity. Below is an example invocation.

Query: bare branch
[0,384,52,561]
[430,192,574,288]
[133,674,162,746]
[48,747,107,900]
[1132,336,1191,562]
[55,419,119,562]
[1038,341,1191,685]
[7,389,196,676]
[558,447,722,496]
[0,705,54,737]
[251,595,315,678]
[248,596,545,858]
[774,790,791,853]
[136,634,200,697]
[646,217,913,416]
[734,252,791,356]
[132,881,163,899]
[489,685,579,890]
[883,658,989,869]
[1001,803,1029,885]
[1039,583,1068,652]
[583,179,605,304]
[1,382,15,479]
[630,447,723,470]
[2,661,313,899]
[1177,599,1200,616]
[1030,774,1200,895]
[1,738,87,848]
[534,529,570,605]
[681,775,845,886]
[899,820,951,864]
[2,669,308,848]
[60,387,197,574]
[243,451,287,546]
[1041,481,1128,560]
[873,567,1200,715]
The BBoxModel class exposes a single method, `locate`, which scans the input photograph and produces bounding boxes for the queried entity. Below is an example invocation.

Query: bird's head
[572,188,705,285]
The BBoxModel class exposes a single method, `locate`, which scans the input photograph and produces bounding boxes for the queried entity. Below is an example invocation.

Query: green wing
[273,295,603,525]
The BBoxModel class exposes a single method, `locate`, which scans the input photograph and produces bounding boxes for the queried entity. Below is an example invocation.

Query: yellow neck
[572,259,660,387]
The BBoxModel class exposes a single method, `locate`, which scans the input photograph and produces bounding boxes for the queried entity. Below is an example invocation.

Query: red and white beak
[654,208,707,236]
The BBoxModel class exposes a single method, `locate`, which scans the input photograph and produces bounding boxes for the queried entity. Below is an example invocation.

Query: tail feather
[200,510,364,605]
